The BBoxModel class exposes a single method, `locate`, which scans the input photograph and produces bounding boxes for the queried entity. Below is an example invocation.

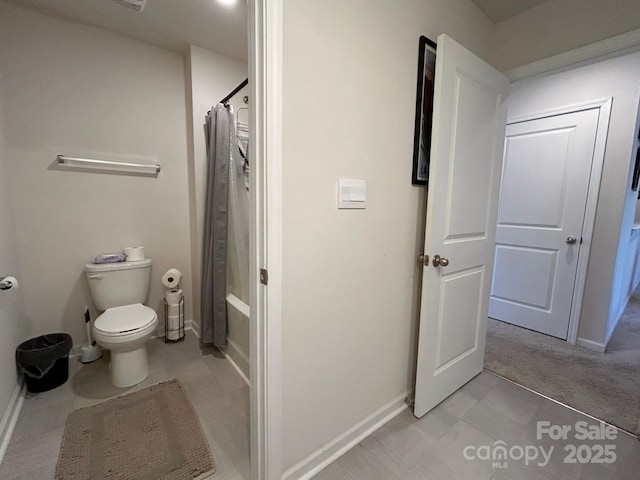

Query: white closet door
[489,109,599,339]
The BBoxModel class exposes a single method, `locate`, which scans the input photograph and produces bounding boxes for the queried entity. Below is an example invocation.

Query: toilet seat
[94,303,157,337]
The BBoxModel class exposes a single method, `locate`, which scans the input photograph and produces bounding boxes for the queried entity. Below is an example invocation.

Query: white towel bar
[56,154,161,176]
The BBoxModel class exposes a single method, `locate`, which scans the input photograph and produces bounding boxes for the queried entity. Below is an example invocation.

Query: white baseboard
[576,337,606,353]
[221,338,250,385]
[282,393,409,480]
[184,320,248,385]
[221,346,250,387]
[577,290,626,352]
[186,318,199,339]
[0,381,25,466]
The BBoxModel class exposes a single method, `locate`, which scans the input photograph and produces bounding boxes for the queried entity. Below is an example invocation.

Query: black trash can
[16,333,73,393]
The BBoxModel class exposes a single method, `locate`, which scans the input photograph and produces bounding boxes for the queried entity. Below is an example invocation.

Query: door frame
[505,98,612,344]
[249,0,284,479]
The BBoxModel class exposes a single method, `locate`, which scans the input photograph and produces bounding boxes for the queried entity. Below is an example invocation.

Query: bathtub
[224,293,250,385]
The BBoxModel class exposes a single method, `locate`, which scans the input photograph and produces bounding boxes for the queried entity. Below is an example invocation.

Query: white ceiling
[3,0,248,60]
[6,0,550,59]
[471,0,548,23]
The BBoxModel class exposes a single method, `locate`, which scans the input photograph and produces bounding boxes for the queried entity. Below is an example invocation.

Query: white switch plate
[338,178,367,209]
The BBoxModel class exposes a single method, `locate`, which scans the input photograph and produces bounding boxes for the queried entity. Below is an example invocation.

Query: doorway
[483,94,640,437]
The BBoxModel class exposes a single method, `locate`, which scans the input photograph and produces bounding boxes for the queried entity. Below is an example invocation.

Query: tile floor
[2,335,639,480]
[312,372,640,480]
[0,332,250,480]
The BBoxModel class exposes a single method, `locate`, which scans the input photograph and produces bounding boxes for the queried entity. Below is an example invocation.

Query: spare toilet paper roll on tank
[124,246,145,262]
[162,268,182,289]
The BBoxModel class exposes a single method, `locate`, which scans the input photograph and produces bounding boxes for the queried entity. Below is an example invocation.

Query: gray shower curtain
[201,104,232,346]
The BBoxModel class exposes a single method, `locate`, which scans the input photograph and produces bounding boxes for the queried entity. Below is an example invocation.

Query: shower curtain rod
[220,78,248,105]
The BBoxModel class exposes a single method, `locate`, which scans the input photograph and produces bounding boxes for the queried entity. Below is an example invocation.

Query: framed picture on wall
[411,36,437,186]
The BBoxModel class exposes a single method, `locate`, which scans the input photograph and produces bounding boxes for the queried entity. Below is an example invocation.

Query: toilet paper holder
[0,276,15,291]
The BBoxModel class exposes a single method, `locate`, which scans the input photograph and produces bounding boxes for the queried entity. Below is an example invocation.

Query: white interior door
[413,34,509,418]
[489,109,599,339]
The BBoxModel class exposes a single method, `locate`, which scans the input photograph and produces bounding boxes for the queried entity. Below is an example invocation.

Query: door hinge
[260,268,269,286]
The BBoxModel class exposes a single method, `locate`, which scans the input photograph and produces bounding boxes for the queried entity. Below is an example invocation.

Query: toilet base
[109,346,150,388]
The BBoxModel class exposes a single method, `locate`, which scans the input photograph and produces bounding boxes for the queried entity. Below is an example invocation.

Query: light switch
[338,178,367,209]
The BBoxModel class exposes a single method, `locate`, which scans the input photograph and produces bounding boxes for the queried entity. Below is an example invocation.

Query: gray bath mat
[56,379,214,479]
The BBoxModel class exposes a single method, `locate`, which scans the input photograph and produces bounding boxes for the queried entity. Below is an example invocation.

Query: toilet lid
[94,304,157,334]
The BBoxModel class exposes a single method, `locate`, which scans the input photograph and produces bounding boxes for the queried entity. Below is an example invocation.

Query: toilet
[84,258,158,388]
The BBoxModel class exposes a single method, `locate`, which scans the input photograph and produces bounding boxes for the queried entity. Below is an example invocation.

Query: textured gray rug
[485,305,640,436]
[56,379,214,480]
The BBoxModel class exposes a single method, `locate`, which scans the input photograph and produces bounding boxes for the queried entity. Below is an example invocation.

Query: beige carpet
[56,379,214,480]
[485,300,640,436]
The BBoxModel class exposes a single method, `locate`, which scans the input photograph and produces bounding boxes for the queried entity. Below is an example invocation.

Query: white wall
[628,229,640,297]
[280,0,493,470]
[0,79,29,420]
[226,81,250,305]
[185,45,247,330]
[0,2,193,344]
[608,107,640,343]
[488,0,640,71]
[507,52,640,349]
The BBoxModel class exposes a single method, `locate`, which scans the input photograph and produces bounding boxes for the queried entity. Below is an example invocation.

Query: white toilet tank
[84,258,152,311]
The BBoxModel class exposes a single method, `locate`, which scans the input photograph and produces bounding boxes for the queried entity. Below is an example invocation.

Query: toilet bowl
[93,303,158,387]
[84,258,157,388]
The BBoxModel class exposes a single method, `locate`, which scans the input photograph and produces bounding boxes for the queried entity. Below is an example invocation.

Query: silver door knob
[432,255,449,267]
[566,236,577,245]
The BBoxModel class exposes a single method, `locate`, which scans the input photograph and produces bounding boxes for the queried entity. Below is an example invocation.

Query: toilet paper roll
[167,315,181,340]
[161,268,182,289]
[124,246,145,262]
[167,331,179,341]
[167,304,180,317]
[164,289,183,305]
